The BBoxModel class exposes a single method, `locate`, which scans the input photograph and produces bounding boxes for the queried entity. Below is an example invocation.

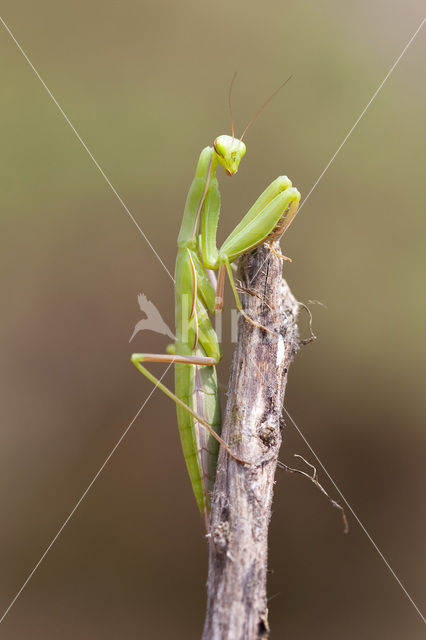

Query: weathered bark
[202,242,300,640]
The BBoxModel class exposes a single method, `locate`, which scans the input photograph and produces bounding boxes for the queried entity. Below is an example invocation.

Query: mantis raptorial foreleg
[267,240,292,262]
[207,174,300,331]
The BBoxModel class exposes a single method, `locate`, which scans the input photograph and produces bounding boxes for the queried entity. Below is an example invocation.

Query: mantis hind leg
[130,352,248,465]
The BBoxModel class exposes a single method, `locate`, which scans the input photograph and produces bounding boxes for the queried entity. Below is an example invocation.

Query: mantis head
[214,74,292,176]
[214,135,246,176]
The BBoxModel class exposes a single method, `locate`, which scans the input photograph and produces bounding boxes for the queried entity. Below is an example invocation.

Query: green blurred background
[0,1,425,638]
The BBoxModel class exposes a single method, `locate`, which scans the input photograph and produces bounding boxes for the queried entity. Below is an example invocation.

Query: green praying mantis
[131,79,301,526]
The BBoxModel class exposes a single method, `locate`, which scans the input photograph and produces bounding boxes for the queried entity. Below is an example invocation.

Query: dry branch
[202,242,301,640]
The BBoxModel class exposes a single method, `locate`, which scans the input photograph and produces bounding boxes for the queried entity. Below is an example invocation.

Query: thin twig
[203,243,300,640]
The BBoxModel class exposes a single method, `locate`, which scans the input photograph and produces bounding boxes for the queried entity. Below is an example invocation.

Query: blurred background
[0,1,425,638]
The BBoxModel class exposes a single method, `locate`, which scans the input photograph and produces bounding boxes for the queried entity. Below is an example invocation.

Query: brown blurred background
[0,1,425,638]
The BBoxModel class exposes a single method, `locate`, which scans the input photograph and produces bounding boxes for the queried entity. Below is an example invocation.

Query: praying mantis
[131,80,301,526]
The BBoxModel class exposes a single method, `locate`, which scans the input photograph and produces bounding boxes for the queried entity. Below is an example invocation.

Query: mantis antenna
[240,74,293,140]
[228,71,237,142]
